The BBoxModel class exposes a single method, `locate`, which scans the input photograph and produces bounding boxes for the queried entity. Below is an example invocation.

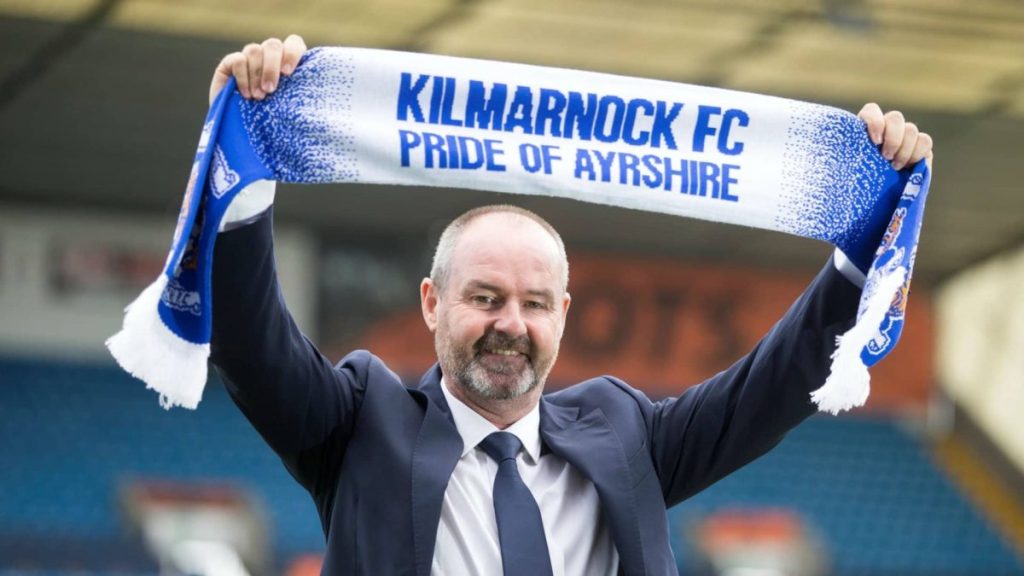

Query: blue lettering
[399,129,421,166]
[698,161,720,197]
[719,109,749,155]
[423,131,446,168]
[440,77,463,126]
[541,145,561,174]
[574,148,596,180]
[592,149,615,181]
[519,143,543,173]
[622,99,654,146]
[427,76,444,124]
[445,135,460,165]
[458,136,485,169]
[594,96,625,143]
[535,89,567,137]
[663,158,689,192]
[722,164,740,201]
[396,73,429,122]
[651,102,682,150]
[504,86,535,134]
[484,139,506,171]
[466,81,507,130]
[564,92,598,140]
[618,152,641,186]
[642,154,663,189]
[692,105,722,153]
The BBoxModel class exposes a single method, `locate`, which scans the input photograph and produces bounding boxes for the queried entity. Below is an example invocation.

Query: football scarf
[107,47,930,411]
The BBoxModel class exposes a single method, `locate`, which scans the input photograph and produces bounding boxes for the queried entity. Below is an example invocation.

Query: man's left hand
[857,103,934,171]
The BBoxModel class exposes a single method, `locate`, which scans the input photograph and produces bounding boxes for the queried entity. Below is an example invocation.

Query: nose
[492,301,527,337]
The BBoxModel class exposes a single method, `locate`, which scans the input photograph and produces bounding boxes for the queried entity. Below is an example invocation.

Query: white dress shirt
[431,379,619,576]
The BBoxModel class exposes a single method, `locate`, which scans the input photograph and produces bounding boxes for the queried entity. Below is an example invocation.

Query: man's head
[421,206,571,417]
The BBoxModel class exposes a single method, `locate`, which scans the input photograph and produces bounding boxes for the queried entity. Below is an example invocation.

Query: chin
[466,365,539,400]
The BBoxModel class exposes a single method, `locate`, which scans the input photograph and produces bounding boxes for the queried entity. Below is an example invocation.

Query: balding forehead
[456,213,559,255]
[430,204,570,293]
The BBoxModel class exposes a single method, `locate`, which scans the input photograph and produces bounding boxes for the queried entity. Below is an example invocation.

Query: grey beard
[438,330,541,400]
[460,356,539,400]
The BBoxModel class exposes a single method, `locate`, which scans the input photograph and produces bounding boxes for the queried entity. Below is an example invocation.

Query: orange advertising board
[347,254,932,411]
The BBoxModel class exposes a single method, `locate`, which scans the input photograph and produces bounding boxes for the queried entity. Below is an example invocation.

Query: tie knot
[479,431,523,463]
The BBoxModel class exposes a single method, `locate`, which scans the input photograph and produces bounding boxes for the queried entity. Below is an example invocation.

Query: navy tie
[479,431,554,576]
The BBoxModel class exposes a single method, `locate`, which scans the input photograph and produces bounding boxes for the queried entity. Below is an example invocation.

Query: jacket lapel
[539,399,647,576]
[410,365,464,576]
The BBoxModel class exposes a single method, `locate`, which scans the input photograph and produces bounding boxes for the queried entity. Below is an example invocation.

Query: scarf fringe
[105,275,209,410]
[811,266,908,415]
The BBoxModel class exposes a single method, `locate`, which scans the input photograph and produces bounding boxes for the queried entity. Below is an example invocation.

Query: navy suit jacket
[210,210,861,575]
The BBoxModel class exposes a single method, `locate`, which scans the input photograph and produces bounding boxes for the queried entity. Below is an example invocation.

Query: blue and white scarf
[107,47,930,411]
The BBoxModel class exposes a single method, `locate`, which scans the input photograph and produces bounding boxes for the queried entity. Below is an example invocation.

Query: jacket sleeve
[210,208,363,496]
[648,258,862,507]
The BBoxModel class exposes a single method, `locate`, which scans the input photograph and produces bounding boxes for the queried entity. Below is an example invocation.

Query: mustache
[474,330,532,356]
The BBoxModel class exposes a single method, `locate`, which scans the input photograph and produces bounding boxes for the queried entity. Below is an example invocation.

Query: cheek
[444,309,488,343]
[530,318,564,349]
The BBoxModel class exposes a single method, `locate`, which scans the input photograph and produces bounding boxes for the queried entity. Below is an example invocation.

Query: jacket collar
[540,397,647,576]
[410,364,462,576]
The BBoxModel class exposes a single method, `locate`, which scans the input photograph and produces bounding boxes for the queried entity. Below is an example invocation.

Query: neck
[444,379,542,429]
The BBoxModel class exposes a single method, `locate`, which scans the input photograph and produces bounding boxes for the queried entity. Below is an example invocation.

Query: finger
[230,52,252,99]
[891,122,919,170]
[911,132,933,166]
[926,150,934,171]
[210,52,242,104]
[858,102,884,145]
[881,110,905,161]
[243,43,265,100]
[260,37,283,93]
[282,34,307,75]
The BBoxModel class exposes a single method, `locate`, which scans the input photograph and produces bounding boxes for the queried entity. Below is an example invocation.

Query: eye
[525,300,550,311]
[470,294,497,307]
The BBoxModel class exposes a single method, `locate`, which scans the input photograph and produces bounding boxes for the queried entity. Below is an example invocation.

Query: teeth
[490,349,519,356]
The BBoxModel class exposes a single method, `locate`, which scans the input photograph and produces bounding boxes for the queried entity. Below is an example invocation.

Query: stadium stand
[1,355,1022,574]
[672,417,1024,575]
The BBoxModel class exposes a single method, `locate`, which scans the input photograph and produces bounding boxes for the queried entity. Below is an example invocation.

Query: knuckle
[263,37,283,49]
[904,122,918,135]
[243,43,261,55]
[885,110,904,122]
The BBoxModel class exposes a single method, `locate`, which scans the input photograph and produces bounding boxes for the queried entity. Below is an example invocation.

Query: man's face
[422,214,570,402]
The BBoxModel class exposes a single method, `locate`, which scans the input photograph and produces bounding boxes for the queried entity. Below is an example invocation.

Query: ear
[557,291,572,338]
[421,277,439,332]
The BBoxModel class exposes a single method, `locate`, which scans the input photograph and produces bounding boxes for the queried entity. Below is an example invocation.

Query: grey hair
[430,205,569,293]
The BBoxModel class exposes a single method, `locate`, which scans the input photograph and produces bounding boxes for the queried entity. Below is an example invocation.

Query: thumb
[209,52,242,105]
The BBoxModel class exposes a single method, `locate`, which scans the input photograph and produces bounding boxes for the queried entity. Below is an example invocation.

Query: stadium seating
[1,355,1021,574]
[671,416,1024,575]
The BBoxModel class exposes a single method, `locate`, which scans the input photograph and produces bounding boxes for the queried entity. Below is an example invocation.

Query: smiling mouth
[484,349,524,357]
[474,330,533,367]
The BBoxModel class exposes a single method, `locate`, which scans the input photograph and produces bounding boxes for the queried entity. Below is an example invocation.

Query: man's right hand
[209,35,308,105]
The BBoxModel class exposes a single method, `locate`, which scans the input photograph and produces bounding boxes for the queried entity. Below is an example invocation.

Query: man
[208,36,933,575]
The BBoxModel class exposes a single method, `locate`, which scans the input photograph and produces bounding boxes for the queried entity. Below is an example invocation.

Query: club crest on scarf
[211,145,240,198]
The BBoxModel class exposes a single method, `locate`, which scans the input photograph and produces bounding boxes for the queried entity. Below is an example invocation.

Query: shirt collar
[441,377,542,464]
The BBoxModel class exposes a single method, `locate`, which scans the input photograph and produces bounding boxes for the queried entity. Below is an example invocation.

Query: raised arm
[208,37,363,496]
[649,106,933,505]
